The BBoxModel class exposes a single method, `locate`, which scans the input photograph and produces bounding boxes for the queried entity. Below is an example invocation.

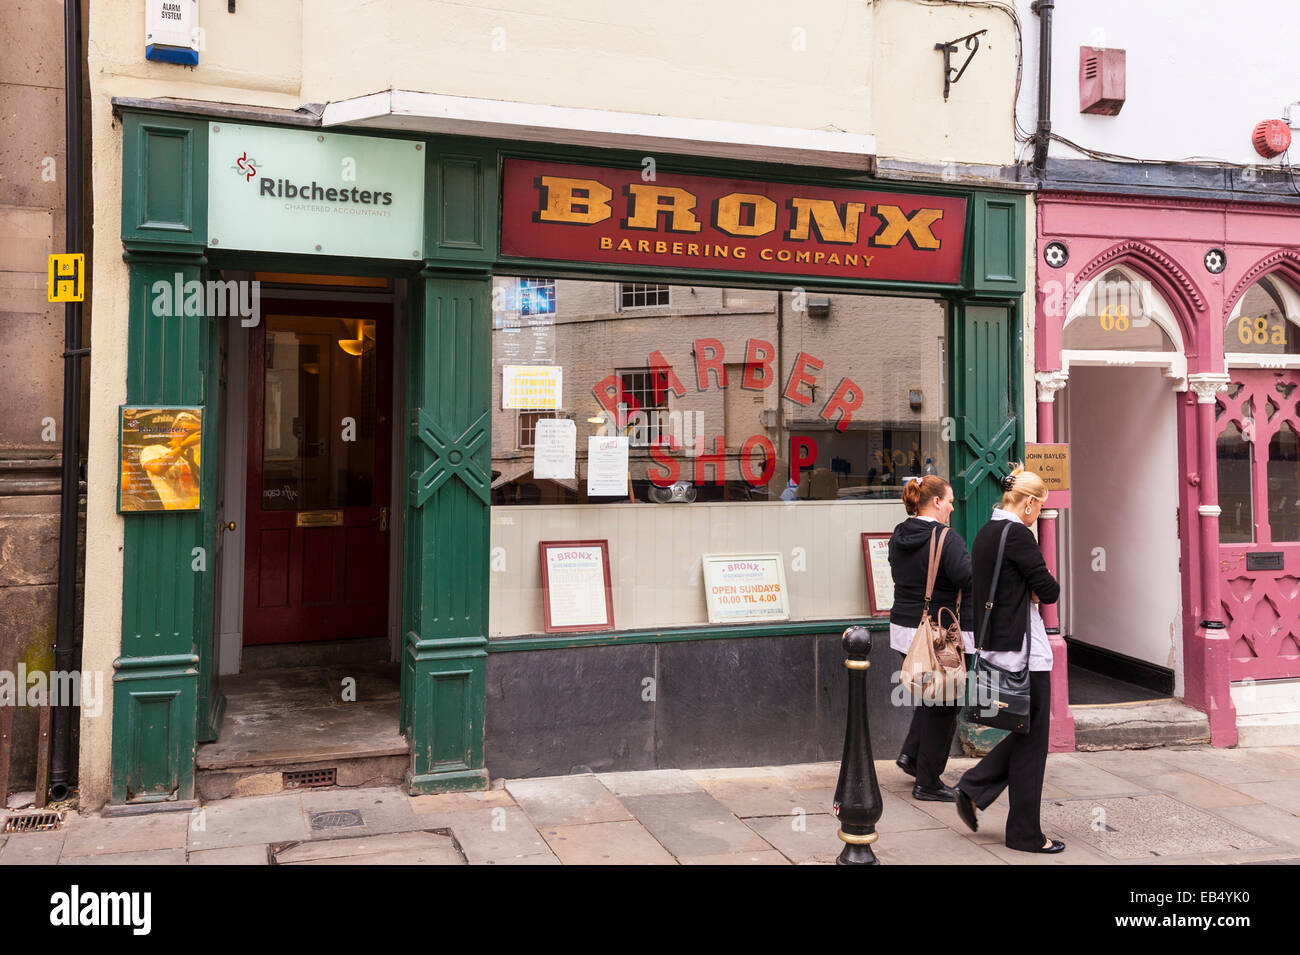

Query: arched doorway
[1056,266,1188,702]
[1218,274,1300,682]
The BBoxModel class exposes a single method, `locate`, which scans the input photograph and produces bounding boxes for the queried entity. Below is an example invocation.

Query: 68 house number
[1236,315,1289,347]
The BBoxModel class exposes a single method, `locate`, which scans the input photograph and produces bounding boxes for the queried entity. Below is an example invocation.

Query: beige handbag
[900,527,967,704]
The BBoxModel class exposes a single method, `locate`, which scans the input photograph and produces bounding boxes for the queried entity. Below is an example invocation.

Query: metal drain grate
[284,768,336,789]
[308,809,364,831]
[3,811,64,833]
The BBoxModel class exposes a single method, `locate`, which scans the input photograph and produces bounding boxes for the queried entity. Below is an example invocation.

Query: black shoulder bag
[964,523,1032,734]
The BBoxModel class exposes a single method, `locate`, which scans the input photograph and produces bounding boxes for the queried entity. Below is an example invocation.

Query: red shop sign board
[500,158,967,285]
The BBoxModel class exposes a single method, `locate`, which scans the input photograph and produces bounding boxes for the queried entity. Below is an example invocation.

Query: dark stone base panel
[485,632,922,779]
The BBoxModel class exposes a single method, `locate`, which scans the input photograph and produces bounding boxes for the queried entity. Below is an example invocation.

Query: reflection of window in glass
[517,410,554,450]
[1217,420,1253,543]
[1063,269,1176,352]
[618,283,670,309]
[519,278,556,316]
[1269,421,1300,541]
[618,368,668,447]
[1228,277,1300,356]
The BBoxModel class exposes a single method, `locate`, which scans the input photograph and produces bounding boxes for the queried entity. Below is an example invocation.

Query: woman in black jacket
[888,474,973,802]
[954,465,1064,853]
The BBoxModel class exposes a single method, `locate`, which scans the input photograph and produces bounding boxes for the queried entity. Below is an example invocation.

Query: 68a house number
[1236,315,1289,346]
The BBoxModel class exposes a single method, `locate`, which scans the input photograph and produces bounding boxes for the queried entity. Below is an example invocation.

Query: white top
[978,508,1054,673]
[888,513,974,655]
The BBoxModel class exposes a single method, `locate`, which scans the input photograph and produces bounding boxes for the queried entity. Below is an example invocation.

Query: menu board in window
[539,540,615,633]
[701,553,790,624]
[861,533,894,616]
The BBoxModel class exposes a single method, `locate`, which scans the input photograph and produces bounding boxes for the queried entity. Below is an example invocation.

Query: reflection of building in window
[617,368,668,446]
[516,410,555,450]
[619,282,670,309]
[519,278,556,316]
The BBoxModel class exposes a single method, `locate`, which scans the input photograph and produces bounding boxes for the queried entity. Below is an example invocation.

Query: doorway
[243,297,393,646]
[1059,365,1181,702]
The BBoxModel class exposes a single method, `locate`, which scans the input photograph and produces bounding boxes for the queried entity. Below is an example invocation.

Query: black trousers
[895,650,960,789]
[958,670,1052,850]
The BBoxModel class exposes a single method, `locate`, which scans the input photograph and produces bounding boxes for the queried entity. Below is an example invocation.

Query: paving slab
[597,769,703,797]
[188,845,271,865]
[274,830,462,865]
[61,848,188,865]
[506,774,632,827]
[621,791,773,859]
[540,820,677,865]
[418,806,558,865]
[682,766,778,782]
[187,792,306,851]
[875,760,918,793]
[1154,746,1299,785]
[876,788,951,834]
[1043,754,1150,797]
[1232,779,1300,814]
[766,762,841,790]
[980,838,1111,865]
[909,789,1011,845]
[1071,748,1184,779]
[409,790,515,814]
[873,826,1005,865]
[1139,771,1262,809]
[299,786,422,840]
[1040,793,1273,861]
[1204,802,1300,848]
[678,849,791,865]
[694,777,817,818]
[744,812,842,864]
[60,812,189,857]
[0,831,66,864]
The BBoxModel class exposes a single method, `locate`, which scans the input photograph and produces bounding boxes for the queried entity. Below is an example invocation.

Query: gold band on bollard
[837,829,879,846]
[844,659,870,670]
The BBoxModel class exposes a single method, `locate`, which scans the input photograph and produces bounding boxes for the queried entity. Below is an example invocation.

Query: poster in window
[586,435,629,496]
[861,533,894,616]
[539,540,615,632]
[119,406,203,512]
[701,553,790,624]
[533,418,576,480]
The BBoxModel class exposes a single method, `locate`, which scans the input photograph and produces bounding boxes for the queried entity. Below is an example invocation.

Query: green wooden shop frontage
[108,102,1026,804]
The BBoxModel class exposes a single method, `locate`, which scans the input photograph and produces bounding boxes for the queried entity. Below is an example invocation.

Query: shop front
[1036,191,1300,750]
[104,101,1027,804]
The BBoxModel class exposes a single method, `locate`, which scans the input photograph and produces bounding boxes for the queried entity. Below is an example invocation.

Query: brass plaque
[1025,443,1070,491]
[296,510,343,527]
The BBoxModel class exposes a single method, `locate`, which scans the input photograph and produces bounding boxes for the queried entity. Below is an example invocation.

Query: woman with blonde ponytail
[887,474,973,802]
[953,464,1064,853]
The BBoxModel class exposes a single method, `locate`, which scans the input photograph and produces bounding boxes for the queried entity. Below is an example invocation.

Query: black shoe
[955,789,978,832]
[912,782,956,802]
[1015,839,1066,854]
[896,754,917,778]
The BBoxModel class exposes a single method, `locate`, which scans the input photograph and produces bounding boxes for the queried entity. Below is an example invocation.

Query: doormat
[1039,794,1272,860]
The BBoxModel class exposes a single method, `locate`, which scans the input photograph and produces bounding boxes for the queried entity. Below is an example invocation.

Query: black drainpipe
[1031,0,1055,180]
[50,0,86,803]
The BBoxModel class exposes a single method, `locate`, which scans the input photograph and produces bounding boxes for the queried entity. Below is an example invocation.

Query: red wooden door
[1216,369,1300,680]
[243,299,392,645]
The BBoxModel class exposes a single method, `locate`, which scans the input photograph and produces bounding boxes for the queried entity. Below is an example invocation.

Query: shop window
[618,282,670,309]
[519,278,556,316]
[1062,269,1177,352]
[1269,421,1300,541]
[1217,420,1253,543]
[488,278,951,635]
[1227,276,1300,359]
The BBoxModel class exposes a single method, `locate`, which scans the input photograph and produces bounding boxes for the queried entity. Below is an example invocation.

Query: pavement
[4,744,1300,864]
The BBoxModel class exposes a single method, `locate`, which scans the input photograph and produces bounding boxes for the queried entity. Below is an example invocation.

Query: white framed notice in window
[701,553,790,624]
[539,540,615,633]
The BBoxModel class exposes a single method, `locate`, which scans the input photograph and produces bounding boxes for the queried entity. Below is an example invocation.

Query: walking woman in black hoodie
[888,474,973,802]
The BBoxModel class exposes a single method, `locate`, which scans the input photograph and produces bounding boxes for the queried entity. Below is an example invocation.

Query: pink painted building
[1035,191,1300,748]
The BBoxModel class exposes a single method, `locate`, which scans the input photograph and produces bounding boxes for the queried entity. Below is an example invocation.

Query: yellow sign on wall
[47,253,85,302]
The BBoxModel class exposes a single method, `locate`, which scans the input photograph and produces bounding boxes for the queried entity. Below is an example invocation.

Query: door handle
[219,521,237,534]
[379,507,389,532]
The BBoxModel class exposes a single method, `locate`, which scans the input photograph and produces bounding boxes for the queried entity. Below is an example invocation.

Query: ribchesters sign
[500,158,967,283]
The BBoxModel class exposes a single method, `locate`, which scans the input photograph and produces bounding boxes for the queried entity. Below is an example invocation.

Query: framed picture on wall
[539,539,615,633]
[861,533,894,617]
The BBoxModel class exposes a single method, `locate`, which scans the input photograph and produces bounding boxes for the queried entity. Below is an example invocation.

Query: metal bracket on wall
[935,30,987,101]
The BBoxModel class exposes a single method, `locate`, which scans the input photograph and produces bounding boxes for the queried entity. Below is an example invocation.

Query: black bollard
[832,625,884,865]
